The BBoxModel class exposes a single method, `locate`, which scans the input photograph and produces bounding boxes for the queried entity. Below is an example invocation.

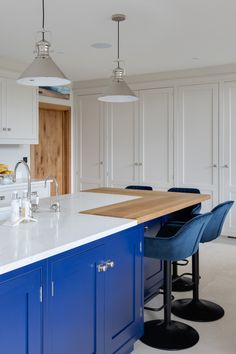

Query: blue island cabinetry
[0,225,143,354]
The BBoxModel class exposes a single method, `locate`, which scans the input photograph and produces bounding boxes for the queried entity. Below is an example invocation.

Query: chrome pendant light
[98,14,138,103]
[17,0,70,86]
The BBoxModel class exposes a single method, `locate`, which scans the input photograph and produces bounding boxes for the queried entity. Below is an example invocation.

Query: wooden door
[76,94,105,190]
[31,103,71,195]
[176,83,219,212]
[107,97,139,188]
[221,82,236,236]
[139,88,174,190]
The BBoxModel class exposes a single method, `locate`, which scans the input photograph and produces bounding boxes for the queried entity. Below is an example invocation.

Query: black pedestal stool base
[172,298,224,322]
[140,320,199,350]
[172,275,193,292]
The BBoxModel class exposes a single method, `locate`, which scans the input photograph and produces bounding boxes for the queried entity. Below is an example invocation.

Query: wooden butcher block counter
[82,188,210,224]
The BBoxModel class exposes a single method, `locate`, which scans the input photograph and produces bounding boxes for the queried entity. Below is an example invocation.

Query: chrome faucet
[44,176,60,212]
[14,160,31,200]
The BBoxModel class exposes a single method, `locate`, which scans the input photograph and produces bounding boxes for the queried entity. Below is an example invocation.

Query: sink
[0,207,11,222]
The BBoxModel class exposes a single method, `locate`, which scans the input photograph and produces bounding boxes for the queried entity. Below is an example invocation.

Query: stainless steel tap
[14,160,31,200]
[44,176,60,212]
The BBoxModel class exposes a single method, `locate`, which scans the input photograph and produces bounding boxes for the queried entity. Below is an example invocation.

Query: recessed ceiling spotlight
[91,43,112,49]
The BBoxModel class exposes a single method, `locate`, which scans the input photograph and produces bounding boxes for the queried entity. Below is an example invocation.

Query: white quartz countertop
[0,192,139,275]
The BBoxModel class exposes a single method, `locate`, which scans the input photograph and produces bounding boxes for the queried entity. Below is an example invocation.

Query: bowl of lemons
[0,164,14,185]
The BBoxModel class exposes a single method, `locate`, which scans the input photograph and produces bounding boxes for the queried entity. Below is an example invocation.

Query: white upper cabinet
[139,88,174,190]
[176,83,219,211]
[107,99,139,188]
[221,82,236,236]
[76,94,104,190]
[0,79,38,144]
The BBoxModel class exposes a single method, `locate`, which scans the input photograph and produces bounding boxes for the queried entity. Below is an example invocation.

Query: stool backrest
[145,213,212,261]
[168,187,201,218]
[126,185,153,191]
[201,201,234,243]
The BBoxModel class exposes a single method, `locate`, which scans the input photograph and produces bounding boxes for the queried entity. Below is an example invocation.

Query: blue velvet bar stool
[125,185,153,190]
[141,212,212,350]
[168,187,202,292]
[172,201,234,322]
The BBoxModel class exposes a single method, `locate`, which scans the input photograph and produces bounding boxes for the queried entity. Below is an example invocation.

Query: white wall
[0,145,30,177]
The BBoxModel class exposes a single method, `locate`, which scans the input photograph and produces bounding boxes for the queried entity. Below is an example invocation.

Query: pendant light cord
[42,0,45,41]
[117,20,120,68]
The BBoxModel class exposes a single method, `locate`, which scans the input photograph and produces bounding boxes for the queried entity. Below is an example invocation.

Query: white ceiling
[1,0,236,82]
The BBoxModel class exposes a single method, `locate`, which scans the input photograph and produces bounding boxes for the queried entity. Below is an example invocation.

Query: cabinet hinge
[140,241,142,254]
[51,281,55,297]
[40,286,43,303]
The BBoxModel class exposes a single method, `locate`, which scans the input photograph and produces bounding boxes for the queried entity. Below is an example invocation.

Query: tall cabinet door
[139,88,174,190]
[76,94,104,190]
[107,99,139,188]
[221,82,236,236]
[176,83,219,211]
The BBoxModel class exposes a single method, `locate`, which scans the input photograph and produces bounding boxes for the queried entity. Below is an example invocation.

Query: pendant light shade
[17,0,70,87]
[98,14,138,103]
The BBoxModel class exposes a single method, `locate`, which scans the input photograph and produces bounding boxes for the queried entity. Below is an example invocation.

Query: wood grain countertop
[81,188,210,224]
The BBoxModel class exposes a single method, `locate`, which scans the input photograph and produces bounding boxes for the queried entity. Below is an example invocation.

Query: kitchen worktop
[82,187,210,223]
[0,192,138,275]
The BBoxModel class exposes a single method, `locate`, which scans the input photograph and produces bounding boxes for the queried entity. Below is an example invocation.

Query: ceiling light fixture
[98,14,138,103]
[17,0,70,87]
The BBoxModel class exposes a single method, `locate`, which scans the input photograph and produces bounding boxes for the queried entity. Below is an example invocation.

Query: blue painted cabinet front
[105,227,143,354]
[0,268,42,354]
[48,245,105,354]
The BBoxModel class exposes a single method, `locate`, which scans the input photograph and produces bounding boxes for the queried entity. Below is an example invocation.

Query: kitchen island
[0,190,209,354]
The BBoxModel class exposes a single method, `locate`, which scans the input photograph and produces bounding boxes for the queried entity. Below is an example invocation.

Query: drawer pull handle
[97,263,108,273]
[106,260,115,269]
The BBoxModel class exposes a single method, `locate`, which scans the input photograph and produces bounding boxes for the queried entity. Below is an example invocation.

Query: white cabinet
[176,83,219,211]
[0,79,38,144]
[107,99,139,188]
[221,82,236,236]
[139,88,174,190]
[76,88,174,191]
[76,94,105,190]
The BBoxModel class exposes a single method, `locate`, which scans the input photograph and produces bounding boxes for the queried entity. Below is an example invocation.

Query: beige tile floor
[134,237,236,354]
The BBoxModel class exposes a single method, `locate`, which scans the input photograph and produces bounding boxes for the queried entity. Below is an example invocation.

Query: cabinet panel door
[139,88,174,190]
[221,82,236,236]
[0,269,42,354]
[107,99,139,188]
[105,227,143,354]
[5,80,37,141]
[176,83,219,211]
[77,95,104,190]
[49,245,105,354]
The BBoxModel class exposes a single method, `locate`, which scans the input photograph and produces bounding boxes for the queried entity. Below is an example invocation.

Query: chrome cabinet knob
[2,128,6,131]
[134,162,139,166]
[106,260,115,269]
[7,128,11,131]
[223,164,229,168]
[212,164,217,168]
[97,263,108,272]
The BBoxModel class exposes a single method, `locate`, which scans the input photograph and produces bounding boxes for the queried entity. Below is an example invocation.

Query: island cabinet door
[104,227,143,354]
[48,245,105,354]
[0,268,42,354]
